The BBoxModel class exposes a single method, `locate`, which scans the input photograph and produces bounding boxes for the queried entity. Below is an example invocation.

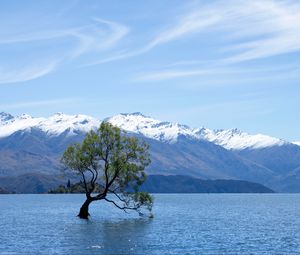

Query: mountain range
[0,111,299,192]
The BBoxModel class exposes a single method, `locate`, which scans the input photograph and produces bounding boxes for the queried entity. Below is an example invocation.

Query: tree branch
[81,172,89,198]
[104,198,140,212]
[87,168,96,194]
[109,188,127,203]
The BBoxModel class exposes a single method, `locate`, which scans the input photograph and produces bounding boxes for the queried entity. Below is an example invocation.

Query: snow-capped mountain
[199,128,287,150]
[0,112,100,138]
[106,112,202,143]
[0,111,293,150]
[0,112,14,122]
[1,111,300,192]
[293,141,300,146]
[106,113,291,149]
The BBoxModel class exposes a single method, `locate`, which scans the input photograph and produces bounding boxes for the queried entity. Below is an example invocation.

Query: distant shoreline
[0,174,274,194]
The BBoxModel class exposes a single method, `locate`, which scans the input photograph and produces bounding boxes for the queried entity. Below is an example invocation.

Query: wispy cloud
[219,1,300,63]
[134,64,299,82]
[135,69,211,82]
[0,61,59,84]
[68,19,129,59]
[0,18,129,84]
[147,9,220,49]
[132,0,300,81]
[88,5,221,65]
[176,0,300,64]
[0,98,83,110]
[2,0,300,84]
[93,18,129,50]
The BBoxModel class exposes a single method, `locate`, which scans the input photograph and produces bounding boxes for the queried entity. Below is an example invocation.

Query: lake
[1,194,300,254]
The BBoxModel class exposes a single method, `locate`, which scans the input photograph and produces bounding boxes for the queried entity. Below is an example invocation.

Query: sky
[0,0,300,141]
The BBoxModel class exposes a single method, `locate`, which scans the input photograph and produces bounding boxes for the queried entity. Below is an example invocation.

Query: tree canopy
[61,122,153,219]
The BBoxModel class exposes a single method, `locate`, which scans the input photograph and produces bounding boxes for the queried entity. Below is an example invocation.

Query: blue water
[1,194,300,254]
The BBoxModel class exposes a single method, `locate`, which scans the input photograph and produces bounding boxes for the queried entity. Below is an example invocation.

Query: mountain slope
[235,144,300,175]
[0,111,299,192]
[141,175,274,193]
[106,113,300,189]
[0,126,274,183]
[144,136,274,182]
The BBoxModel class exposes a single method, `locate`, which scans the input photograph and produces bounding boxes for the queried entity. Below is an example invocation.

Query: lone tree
[61,122,153,219]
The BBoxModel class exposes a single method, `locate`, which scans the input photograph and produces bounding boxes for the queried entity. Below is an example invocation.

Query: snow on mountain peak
[120,112,147,117]
[0,111,291,149]
[17,113,33,120]
[0,112,14,122]
[0,113,100,138]
[53,112,65,116]
[293,141,300,146]
[106,113,200,143]
[0,114,43,138]
[201,128,286,150]
[38,113,101,136]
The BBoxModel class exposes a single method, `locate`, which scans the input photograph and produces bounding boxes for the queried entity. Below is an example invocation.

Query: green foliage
[134,192,154,211]
[48,182,104,194]
[61,122,153,215]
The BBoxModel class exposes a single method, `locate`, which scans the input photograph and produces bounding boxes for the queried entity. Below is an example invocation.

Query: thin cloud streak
[69,19,129,59]
[0,18,129,84]
[88,6,221,65]
[134,64,299,82]
[93,18,129,50]
[0,61,60,84]
[135,69,211,82]
[0,98,83,110]
[221,1,300,63]
[133,0,300,81]
[147,11,220,48]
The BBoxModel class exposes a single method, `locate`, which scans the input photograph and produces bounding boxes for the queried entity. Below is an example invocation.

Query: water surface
[1,194,300,254]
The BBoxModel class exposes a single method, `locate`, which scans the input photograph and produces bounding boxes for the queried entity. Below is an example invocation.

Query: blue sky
[0,0,300,141]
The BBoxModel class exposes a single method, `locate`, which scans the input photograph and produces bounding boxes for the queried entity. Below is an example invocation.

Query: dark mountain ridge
[0,173,274,194]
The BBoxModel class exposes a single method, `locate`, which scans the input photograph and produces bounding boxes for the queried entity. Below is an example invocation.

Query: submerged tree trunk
[78,198,93,219]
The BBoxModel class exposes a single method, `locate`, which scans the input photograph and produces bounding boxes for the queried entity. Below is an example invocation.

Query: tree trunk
[78,198,92,219]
